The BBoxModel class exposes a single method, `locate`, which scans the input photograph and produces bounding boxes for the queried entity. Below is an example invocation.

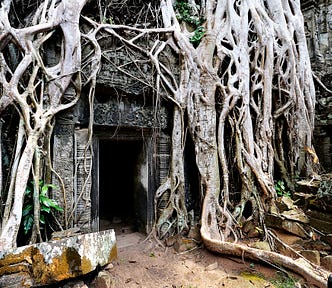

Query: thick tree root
[201,226,329,288]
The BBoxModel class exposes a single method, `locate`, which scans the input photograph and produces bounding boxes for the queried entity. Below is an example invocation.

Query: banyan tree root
[201,227,329,288]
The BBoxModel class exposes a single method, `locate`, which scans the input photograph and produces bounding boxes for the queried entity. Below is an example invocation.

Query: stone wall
[302,0,332,171]
[52,81,171,233]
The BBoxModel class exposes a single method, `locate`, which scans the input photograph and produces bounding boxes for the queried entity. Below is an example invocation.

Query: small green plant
[23,180,63,235]
[102,16,114,24]
[275,180,291,198]
[174,1,205,46]
[174,1,202,26]
[270,272,297,288]
[189,26,205,46]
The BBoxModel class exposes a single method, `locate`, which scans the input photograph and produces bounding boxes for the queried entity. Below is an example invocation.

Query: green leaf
[40,195,63,211]
[41,185,48,196]
[41,206,51,213]
[23,215,33,234]
[48,199,59,209]
[23,204,33,216]
[41,184,58,196]
[53,204,63,212]
[40,195,52,207]
[40,214,45,224]
[25,186,32,195]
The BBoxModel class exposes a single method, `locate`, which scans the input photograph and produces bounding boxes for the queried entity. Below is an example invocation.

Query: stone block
[322,234,332,247]
[295,239,331,252]
[276,196,295,212]
[251,241,271,252]
[300,250,320,265]
[292,192,315,209]
[0,229,117,287]
[281,208,309,224]
[174,237,197,253]
[266,213,308,237]
[0,272,33,288]
[308,210,332,234]
[281,220,308,238]
[91,271,113,288]
[321,255,332,271]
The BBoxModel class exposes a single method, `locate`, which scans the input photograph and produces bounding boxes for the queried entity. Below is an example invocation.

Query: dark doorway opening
[99,139,143,233]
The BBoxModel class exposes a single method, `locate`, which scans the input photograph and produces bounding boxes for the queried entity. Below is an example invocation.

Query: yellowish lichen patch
[0,247,34,276]
[0,230,117,286]
[81,256,92,274]
[240,271,266,283]
[0,247,32,268]
[31,247,83,285]
[108,244,118,262]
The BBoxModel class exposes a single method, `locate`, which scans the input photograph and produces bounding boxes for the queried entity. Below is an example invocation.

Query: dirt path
[106,232,305,288]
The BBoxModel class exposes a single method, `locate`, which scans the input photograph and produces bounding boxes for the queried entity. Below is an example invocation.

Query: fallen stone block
[0,229,117,287]
[300,250,320,266]
[321,255,332,272]
[90,270,113,288]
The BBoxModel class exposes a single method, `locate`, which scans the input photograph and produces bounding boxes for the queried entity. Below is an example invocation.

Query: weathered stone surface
[292,192,316,209]
[307,210,332,234]
[272,230,302,257]
[295,239,331,252]
[265,213,308,238]
[0,230,117,287]
[276,196,295,212]
[281,208,309,224]
[251,241,271,252]
[300,250,320,266]
[321,255,332,272]
[281,220,308,238]
[265,213,283,228]
[322,234,332,247]
[52,123,75,228]
[0,271,33,288]
[91,270,113,288]
[94,97,168,129]
[296,180,320,194]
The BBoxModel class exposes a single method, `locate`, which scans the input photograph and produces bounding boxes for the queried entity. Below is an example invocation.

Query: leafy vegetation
[174,1,205,46]
[275,180,291,198]
[270,272,298,288]
[174,1,203,26]
[22,181,63,235]
[189,26,205,46]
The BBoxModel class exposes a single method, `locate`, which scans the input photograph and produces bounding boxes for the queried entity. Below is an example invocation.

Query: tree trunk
[0,134,38,250]
[0,0,326,283]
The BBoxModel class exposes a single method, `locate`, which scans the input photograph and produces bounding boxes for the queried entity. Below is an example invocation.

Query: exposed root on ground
[201,227,329,288]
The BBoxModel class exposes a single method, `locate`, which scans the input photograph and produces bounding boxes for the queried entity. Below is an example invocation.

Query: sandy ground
[105,231,305,288]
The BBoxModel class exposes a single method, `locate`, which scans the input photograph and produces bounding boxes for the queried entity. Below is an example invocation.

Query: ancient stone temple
[51,38,200,234]
[301,0,332,171]
[50,2,332,235]
[52,65,169,234]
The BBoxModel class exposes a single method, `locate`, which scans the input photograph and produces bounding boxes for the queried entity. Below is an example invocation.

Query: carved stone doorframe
[91,128,162,234]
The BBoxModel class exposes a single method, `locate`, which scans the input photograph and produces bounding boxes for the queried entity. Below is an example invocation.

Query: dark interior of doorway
[99,139,143,233]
